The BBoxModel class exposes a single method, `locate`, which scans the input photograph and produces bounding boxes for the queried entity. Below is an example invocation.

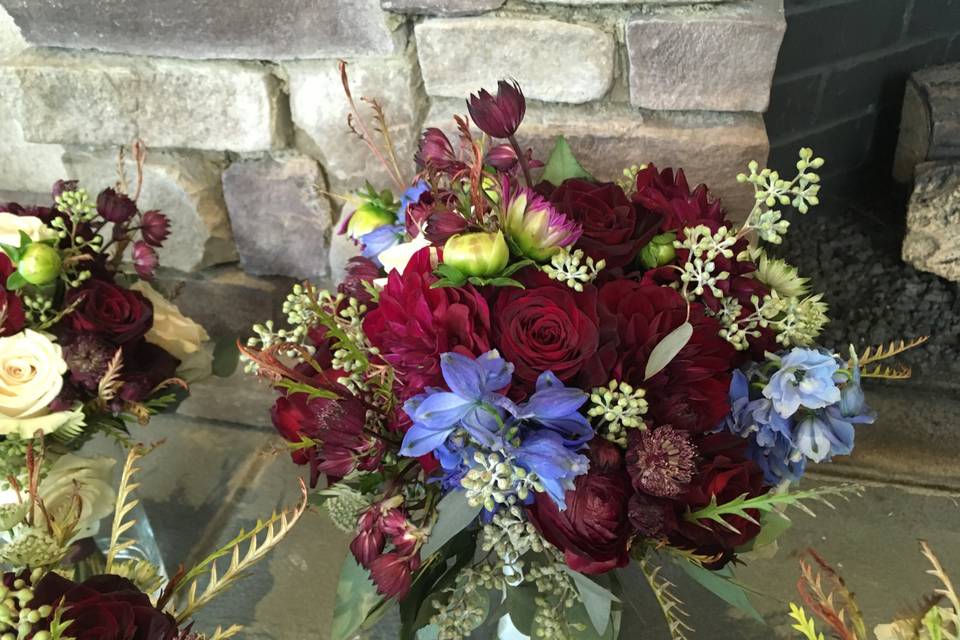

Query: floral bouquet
[243,70,925,639]
[0,142,211,570]
[0,443,305,640]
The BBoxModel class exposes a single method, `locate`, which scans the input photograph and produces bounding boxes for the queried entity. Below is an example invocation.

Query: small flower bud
[638,232,677,269]
[17,243,61,285]
[345,202,397,240]
[442,230,509,277]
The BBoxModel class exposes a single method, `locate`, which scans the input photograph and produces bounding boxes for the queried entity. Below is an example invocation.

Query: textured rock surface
[222,155,333,279]
[415,17,615,104]
[902,161,960,281]
[286,50,425,193]
[0,67,66,193]
[0,3,24,59]
[0,0,403,60]
[626,0,785,112]
[328,222,363,284]
[894,64,960,182]
[427,99,768,219]
[63,150,237,272]
[4,48,287,152]
[381,0,504,15]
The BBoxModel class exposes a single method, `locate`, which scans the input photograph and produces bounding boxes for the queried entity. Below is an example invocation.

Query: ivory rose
[0,329,67,419]
[130,281,209,362]
[0,212,56,247]
[38,453,116,539]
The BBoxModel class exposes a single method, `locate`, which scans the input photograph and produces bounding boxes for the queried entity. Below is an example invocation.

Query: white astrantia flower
[0,329,68,420]
[0,212,56,247]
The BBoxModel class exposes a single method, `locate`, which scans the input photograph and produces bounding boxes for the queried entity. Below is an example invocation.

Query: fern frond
[790,603,827,640]
[855,337,928,366]
[640,559,693,640]
[105,445,155,573]
[207,625,244,640]
[684,484,863,535]
[658,543,725,569]
[48,418,87,445]
[110,558,165,595]
[98,348,125,404]
[796,549,866,640]
[172,480,309,623]
[922,541,960,636]
[860,364,913,380]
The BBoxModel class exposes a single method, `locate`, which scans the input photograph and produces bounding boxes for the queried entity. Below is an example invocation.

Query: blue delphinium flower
[512,431,588,509]
[360,224,404,265]
[400,351,516,457]
[397,179,429,224]
[763,348,841,417]
[748,435,806,485]
[512,371,593,446]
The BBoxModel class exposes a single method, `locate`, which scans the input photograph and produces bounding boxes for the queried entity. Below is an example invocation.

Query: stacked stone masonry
[0,0,785,332]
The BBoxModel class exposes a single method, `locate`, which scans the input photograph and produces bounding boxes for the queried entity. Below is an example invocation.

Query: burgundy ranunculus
[67,280,154,344]
[598,280,734,432]
[30,573,178,640]
[140,210,171,247]
[546,179,662,269]
[492,271,606,394]
[527,439,632,575]
[97,187,138,224]
[0,254,24,336]
[467,80,526,139]
[362,248,491,396]
[670,433,765,556]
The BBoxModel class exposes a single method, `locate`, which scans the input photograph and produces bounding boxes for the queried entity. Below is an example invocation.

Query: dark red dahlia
[632,165,726,233]
[598,280,734,432]
[466,80,525,139]
[361,247,491,396]
[626,426,697,497]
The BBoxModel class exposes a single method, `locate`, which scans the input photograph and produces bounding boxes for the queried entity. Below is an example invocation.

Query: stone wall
[0,0,784,336]
[767,0,960,185]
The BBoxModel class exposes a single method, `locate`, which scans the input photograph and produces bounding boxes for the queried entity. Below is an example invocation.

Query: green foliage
[640,559,693,640]
[332,554,387,640]
[212,336,241,377]
[431,259,533,290]
[644,322,692,381]
[789,604,826,640]
[541,136,594,186]
[675,560,763,623]
[562,567,619,636]
[420,490,482,559]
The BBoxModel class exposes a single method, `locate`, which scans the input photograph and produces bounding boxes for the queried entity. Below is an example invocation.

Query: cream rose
[130,281,212,379]
[0,407,84,439]
[0,212,56,247]
[0,329,67,420]
[39,453,116,539]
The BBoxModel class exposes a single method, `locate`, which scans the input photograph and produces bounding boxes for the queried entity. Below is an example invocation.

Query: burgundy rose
[670,433,765,555]
[546,179,662,269]
[0,254,24,336]
[67,280,153,344]
[527,439,632,575]
[492,271,606,394]
[362,248,491,396]
[30,573,178,640]
[598,280,734,432]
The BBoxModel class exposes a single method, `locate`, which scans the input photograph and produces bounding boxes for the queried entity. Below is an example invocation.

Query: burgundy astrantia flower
[351,504,422,599]
[415,127,466,175]
[362,247,491,396]
[337,256,381,308]
[140,210,171,247]
[598,280,735,432]
[29,573,179,640]
[67,279,154,344]
[115,341,180,406]
[626,425,697,497]
[132,241,158,280]
[97,187,138,224]
[467,80,526,139]
[62,333,116,389]
[271,378,382,486]
[546,179,663,269]
[527,439,632,575]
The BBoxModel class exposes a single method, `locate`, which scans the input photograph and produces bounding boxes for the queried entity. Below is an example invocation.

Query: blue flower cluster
[400,350,592,510]
[723,347,874,485]
[361,180,429,264]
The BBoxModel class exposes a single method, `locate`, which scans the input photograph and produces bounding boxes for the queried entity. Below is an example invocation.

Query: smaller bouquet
[789,544,958,640]
[0,444,306,640]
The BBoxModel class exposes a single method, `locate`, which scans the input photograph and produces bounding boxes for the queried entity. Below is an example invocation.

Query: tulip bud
[638,232,677,269]
[17,243,61,285]
[346,202,397,240]
[442,231,509,277]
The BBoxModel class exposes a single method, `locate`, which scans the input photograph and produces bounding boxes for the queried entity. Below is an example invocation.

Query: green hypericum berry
[17,243,62,286]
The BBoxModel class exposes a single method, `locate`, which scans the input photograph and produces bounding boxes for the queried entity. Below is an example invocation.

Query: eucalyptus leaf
[420,490,481,559]
[644,321,693,381]
[541,136,594,186]
[332,554,385,640]
[675,559,763,622]
[566,602,621,640]
[212,336,240,378]
[505,584,539,636]
[562,568,619,636]
[746,511,792,552]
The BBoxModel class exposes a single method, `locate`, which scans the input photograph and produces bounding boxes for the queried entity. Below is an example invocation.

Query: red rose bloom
[0,254,25,336]
[29,573,178,640]
[546,179,662,268]
[670,433,765,556]
[492,271,608,395]
[362,248,491,396]
[67,279,153,344]
[598,280,734,432]
[527,439,632,575]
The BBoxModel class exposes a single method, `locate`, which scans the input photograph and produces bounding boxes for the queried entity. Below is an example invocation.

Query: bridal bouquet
[0,142,209,484]
[243,71,923,639]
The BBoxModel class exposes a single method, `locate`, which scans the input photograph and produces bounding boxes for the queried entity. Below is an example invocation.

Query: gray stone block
[3,48,287,152]
[415,17,615,104]
[626,0,785,112]
[426,99,768,220]
[0,0,404,60]
[63,150,237,273]
[329,220,363,285]
[894,64,960,182]
[0,3,24,60]
[285,49,425,194]
[381,0,504,15]
[902,161,960,282]
[177,371,278,430]
[222,154,333,280]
